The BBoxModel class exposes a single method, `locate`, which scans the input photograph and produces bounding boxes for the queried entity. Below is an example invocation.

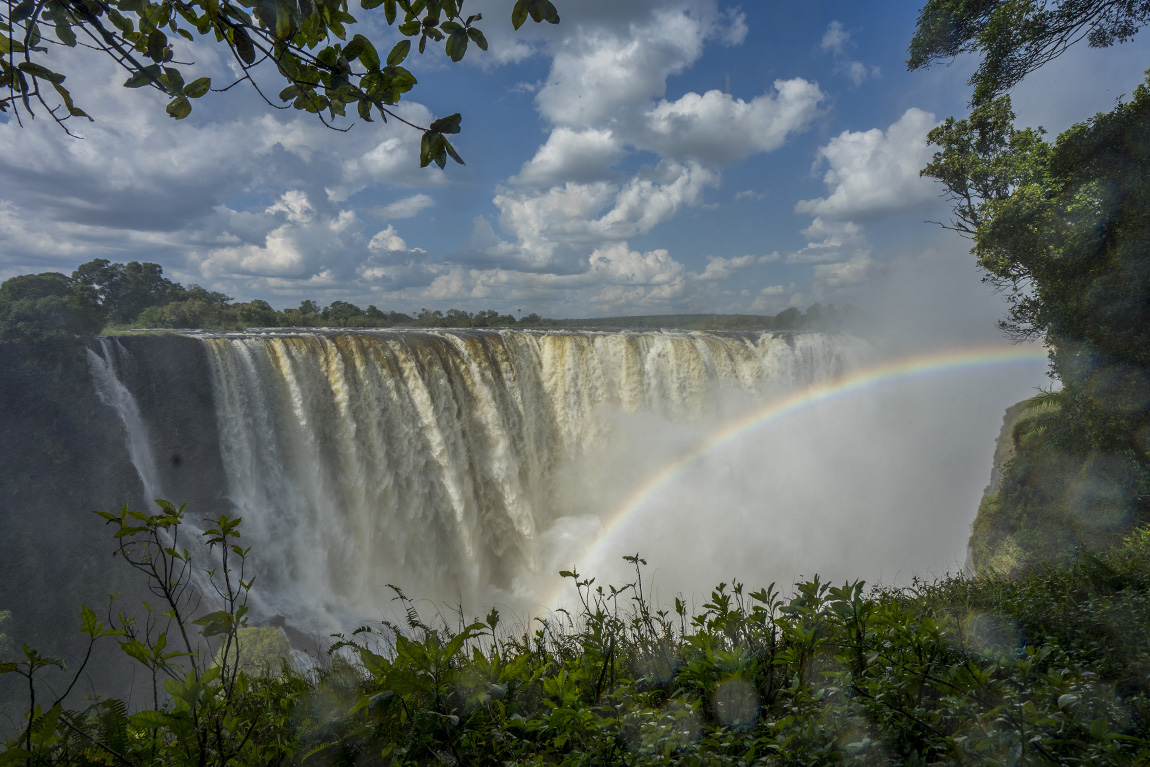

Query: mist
[527,245,1049,616]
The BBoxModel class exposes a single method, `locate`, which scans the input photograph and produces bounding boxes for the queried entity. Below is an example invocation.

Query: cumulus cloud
[510,128,625,186]
[795,108,939,221]
[485,2,823,296]
[369,225,415,253]
[534,7,713,128]
[266,190,316,224]
[589,242,685,284]
[643,80,824,164]
[491,161,719,268]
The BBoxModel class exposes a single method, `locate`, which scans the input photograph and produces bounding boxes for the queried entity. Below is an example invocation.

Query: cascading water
[88,329,870,628]
[87,338,163,502]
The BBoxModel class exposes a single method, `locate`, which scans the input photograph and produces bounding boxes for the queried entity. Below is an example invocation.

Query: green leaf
[1090,717,1110,739]
[510,0,527,30]
[165,96,189,120]
[530,0,558,24]
[0,37,27,54]
[361,0,383,8]
[279,83,300,100]
[467,27,487,51]
[383,0,396,24]
[274,2,293,40]
[356,35,380,70]
[0,748,32,767]
[429,133,447,168]
[162,66,185,94]
[357,98,373,120]
[184,76,211,98]
[444,138,463,165]
[147,29,167,62]
[11,0,35,22]
[192,610,233,637]
[386,38,409,66]
[444,27,467,61]
[123,65,162,88]
[54,22,76,47]
[232,26,256,65]
[17,62,65,84]
[428,112,460,134]
[398,19,419,35]
[130,710,179,730]
[343,35,366,60]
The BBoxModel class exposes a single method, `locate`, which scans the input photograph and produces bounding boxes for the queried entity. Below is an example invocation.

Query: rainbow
[543,343,1049,609]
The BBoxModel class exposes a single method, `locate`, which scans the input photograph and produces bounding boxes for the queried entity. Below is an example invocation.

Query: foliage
[2,501,309,766]
[908,0,1150,104]
[1,0,558,162]
[5,260,862,334]
[7,508,1150,765]
[972,393,1150,576]
[914,0,1150,569]
[0,272,103,344]
[925,83,1150,542]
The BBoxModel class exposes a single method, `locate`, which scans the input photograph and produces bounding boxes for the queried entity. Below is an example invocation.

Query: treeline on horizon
[0,259,854,343]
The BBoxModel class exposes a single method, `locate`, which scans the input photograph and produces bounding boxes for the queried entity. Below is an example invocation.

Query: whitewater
[88,328,872,627]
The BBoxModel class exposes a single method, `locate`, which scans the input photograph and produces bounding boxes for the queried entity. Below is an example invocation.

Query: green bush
[6,510,1150,765]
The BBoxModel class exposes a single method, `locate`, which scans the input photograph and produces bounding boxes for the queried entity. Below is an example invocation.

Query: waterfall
[87,338,162,504]
[91,329,870,626]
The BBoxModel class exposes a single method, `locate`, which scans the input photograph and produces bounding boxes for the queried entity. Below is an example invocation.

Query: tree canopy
[1,0,558,165]
[908,0,1150,104]
[0,271,103,343]
[912,0,1150,566]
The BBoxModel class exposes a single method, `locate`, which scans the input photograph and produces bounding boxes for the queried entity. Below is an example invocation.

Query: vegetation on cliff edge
[5,507,1150,765]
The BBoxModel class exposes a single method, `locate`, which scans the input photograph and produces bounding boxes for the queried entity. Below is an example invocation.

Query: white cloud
[376,194,435,220]
[819,20,880,87]
[787,218,866,264]
[695,253,779,281]
[735,189,765,201]
[491,161,718,267]
[820,21,850,55]
[491,2,821,282]
[589,242,685,284]
[838,60,881,87]
[534,8,713,128]
[795,108,939,222]
[643,80,824,164]
[368,225,412,253]
[266,190,315,224]
[510,128,625,186]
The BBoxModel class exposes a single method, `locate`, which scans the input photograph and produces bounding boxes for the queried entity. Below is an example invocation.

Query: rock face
[0,342,150,718]
[970,393,1149,577]
[968,399,1039,576]
[979,399,1034,510]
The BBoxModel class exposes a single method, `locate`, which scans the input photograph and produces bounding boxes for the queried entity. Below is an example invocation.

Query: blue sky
[1,0,1145,320]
